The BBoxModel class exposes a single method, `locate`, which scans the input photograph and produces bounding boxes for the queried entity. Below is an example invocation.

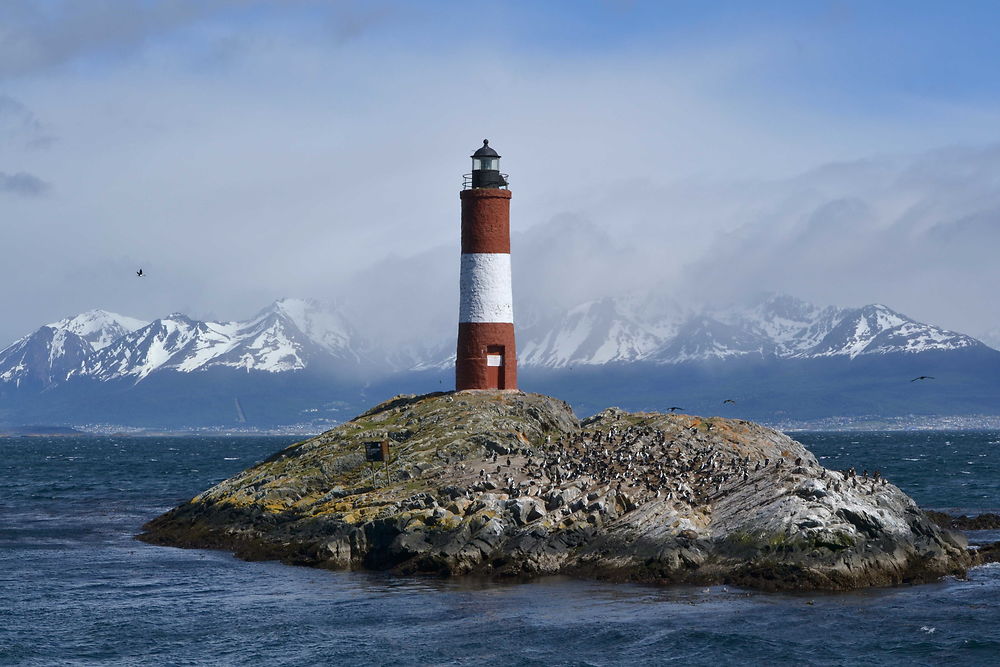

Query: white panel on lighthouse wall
[459,253,514,323]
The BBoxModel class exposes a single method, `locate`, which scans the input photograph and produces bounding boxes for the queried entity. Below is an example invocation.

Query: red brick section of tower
[456,140,517,391]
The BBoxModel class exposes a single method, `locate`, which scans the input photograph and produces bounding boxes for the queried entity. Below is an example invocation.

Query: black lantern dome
[472,139,500,160]
[466,139,508,189]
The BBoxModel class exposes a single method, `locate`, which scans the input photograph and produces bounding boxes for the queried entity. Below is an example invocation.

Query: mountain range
[1,294,997,428]
[519,293,984,367]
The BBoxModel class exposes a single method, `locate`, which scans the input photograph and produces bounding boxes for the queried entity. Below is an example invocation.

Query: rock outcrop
[925,510,1000,531]
[139,391,972,590]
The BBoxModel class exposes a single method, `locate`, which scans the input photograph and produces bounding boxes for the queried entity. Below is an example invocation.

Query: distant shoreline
[6,418,999,438]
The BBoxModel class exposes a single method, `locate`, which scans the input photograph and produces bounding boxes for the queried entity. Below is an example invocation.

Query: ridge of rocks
[139,391,974,590]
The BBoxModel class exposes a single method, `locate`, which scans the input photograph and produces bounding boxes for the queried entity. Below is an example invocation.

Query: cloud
[1,4,999,347]
[0,1,402,80]
[0,0,236,79]
[0,171,49,196]
[334,215,639,351]
[0,96,54,200]
[0,95,53,148]
[334,144,1000,352]
[680,146,1000,335]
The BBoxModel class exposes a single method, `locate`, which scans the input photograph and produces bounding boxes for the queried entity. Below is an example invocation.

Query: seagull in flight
[136,268,144,277]
[910,376,935,382]
[722,399,736,405]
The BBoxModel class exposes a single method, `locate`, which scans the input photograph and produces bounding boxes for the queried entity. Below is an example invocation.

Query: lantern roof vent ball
[471,139,500,159]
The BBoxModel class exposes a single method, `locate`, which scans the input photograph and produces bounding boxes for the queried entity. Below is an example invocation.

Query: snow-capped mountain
[519,296,679,367]
[717,294,846,357]
[0,310,147,388]
[0,326,93,388]
[807,304,979,358]
[648,316,768,364]
[79,299,364,383]
[49,310,148,351]
[515,293,683,367]
[1,293,997,428]
[514,294,986,368]
[0,299,365,389]
[0,295,988,387]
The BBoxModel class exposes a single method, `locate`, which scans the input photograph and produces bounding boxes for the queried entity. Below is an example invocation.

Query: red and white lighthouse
[456,140,517,391]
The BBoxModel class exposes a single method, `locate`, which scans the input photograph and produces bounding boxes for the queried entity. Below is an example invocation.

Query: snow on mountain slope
[81,315,209,380]
[864,321,979,355]
[519,297,676,368]
[718,294,845,357]
[48,310,148,351]
[204,299,362,372]
[78,299,364,382]
[399,340,454,371]
[516,294,988,367]
[2,294,990,389]
[808,304,981,358]
[649,316,768,363]
[0,326,93,387]
[0,309,148,387]
[267,298,355,355]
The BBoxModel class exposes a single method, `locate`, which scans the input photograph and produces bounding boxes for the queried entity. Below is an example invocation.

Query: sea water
[2,432,998,666]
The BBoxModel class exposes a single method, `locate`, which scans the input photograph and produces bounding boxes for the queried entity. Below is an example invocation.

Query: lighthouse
[456,140,517,391]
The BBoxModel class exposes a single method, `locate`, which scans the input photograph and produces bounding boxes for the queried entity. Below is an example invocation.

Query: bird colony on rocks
[140,391,981,590]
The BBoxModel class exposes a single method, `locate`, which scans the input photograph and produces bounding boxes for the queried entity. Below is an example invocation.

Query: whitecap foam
[971,561,1000,571]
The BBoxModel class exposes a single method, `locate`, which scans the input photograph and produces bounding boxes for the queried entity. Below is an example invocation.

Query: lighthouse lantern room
[468,139,508,189]
[456,140,517,391]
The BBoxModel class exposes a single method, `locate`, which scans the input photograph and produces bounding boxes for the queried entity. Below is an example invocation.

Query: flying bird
[136,268,144,277]
[722,399,736,405]
[910,376,935,382]
[667,406,684,413]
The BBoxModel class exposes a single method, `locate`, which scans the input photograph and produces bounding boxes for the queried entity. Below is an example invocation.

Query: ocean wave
[972,561,1000,570]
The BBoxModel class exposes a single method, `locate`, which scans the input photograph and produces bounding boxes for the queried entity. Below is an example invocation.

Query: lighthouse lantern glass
[474,157,498,171]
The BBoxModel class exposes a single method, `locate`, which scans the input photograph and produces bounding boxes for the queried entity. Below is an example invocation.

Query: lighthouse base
[456,322,517,391]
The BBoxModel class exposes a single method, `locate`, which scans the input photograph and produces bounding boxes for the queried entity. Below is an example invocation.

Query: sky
[2,0,1000,346]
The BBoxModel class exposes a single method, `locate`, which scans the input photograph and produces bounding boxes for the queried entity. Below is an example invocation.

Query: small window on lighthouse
[487,354,503,367]
[474,157,497,171]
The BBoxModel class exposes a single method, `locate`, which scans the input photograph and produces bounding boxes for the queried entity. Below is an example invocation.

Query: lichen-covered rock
[139,391,972,590]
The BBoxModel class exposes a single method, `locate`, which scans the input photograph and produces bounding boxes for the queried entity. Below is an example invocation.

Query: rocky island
[140,391,977,590]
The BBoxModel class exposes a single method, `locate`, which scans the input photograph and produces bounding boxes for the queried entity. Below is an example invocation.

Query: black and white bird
[136,268,144,277]
[910,376,935,382]
[722,399,736,405]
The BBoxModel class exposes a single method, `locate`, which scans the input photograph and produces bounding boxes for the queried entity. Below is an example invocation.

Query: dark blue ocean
[2,431,999,666]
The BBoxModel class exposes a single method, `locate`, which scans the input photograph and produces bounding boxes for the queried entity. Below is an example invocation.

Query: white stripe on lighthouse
[459,253,513,323]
